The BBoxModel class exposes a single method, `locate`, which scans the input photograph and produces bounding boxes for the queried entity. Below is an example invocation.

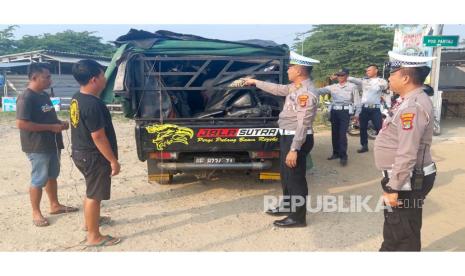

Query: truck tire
[368,128,378,140]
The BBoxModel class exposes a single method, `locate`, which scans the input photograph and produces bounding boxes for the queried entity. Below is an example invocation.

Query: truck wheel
[348,123,360,136]
[367,128,378,140]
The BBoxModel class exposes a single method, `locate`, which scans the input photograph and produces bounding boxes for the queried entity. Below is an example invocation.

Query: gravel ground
[1,114,464,251]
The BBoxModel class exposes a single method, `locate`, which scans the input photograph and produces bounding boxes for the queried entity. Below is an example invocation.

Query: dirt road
[1,114,464,251]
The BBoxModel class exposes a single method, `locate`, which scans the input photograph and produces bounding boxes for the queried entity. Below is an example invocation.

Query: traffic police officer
[348,64,389,153]
[318,68,360,166]
[374,51,437,251]
[243,51,318,227]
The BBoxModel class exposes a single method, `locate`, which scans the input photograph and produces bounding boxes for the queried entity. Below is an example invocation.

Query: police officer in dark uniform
[374,51,437,251]
[244,51,318,228]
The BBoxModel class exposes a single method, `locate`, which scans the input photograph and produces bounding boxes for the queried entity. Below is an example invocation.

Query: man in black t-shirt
[16,63,78,227]
[71,59,121,247]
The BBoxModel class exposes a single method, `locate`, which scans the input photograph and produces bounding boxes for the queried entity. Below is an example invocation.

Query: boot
[273,205,307,228]
[327,154,340,160]
[357,146,369,153]
[340,158,348,166]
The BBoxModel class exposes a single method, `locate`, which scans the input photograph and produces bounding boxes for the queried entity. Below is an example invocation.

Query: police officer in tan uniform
[374,51,437,251]
[243,51,318,227]
[318,68,360,166]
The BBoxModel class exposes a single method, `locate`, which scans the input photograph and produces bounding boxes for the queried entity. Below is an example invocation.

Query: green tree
[295,25,395,84]
[0,25,19,55]
[15,30,115,57]
[0,26,115,57]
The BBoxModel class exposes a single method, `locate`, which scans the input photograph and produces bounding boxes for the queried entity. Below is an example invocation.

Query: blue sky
[2,24,312,47]
[1,24,464,48]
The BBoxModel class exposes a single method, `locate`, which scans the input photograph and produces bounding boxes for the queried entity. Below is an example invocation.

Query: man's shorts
[26,151,61,188]
[72,151,111,201]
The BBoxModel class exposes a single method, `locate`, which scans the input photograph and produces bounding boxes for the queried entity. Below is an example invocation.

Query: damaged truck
[101,29,291,184]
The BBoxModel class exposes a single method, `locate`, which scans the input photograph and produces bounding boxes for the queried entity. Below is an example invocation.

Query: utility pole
[296,32,307,55]
[430,24,444,135]
[301,38,304,55]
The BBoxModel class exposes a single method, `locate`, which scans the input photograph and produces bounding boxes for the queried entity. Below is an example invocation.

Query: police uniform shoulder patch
[400,113,415,130]
[298,94,309,107]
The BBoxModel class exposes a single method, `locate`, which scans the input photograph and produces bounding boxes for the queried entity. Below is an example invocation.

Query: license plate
[194,157,235,164]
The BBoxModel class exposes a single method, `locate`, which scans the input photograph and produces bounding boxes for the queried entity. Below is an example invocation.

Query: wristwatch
[290,148,297,152]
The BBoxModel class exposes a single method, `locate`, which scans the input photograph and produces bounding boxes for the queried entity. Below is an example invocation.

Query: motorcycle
[348,116,379,139]
[321,100,379,138]
[348,99,389,139]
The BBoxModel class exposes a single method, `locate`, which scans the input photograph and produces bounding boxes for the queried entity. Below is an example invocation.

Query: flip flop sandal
[49,206,79,215]
[85,235,121,247]
[33,218,50,227]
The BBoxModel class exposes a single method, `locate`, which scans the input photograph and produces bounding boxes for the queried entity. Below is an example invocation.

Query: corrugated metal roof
[0,62,31,68]
[0,49,112,62]
[40,50,112,61]
[41,54,110,66]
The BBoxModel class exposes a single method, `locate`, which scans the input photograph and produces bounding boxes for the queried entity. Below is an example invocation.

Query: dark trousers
[359,107,383,146]
[380,173,436,251]
[279,134,314,208]
[330,109,350,159]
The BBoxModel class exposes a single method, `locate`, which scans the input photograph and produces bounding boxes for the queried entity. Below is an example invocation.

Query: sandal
[85,235,121,247]
[33,218,50,227]
[49,205,79,215]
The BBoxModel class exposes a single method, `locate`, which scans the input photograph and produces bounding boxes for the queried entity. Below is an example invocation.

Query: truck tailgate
[135,118,280,160]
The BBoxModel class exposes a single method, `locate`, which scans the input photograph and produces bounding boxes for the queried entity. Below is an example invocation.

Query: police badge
[298,95,309,107]
[400,113,415,130]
